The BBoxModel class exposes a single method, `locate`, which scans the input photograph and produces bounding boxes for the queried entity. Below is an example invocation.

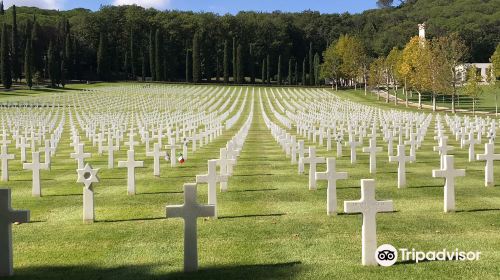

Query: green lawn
[362,86,500,113]
[1,84,499,279]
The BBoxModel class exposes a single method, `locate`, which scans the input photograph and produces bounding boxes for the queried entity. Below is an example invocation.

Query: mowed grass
[0,84,499,280]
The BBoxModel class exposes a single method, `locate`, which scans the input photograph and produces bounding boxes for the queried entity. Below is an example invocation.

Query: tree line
[0,0,498,89]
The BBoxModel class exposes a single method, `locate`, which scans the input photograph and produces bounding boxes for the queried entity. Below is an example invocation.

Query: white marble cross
[347,137,361,164]
[76,163,99,223]
[432,155,465,212]
[389,145,414,188]
[18,137,29,162]
[297,140,306,174]
[165,139,180,167]
[42,140,52,167]
[433,137,453,169]
[217,148,235,192]
[0,145,14,181]
[344,179,393,266]
[476,143,500,187]
[146,143,166,177]
[463,131,479,162]
[302,147,325,190]
[118,150,144,195]
[104,138,118,169]
[70,143,91,170]
[315,158,348,215]
[166,183,215,272]
[23,152,49,197]
[0,189,30,276]
[362,138,382,174]
[196,159,228,219]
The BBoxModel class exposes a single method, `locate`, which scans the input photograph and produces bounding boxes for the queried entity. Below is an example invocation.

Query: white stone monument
[76,163,99,223]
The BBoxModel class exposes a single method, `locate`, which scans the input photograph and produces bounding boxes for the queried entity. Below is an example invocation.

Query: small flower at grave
[178,153,185,164]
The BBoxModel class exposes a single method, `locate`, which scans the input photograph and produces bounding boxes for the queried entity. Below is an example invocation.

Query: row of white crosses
[263,91,397,266]
[167,93,254,272]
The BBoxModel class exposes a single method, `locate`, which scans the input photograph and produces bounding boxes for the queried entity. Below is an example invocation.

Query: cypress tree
[236,44,243,84]
[0,1,4,15]
[249,44,255,84]
[130,28,135,78]
[1,23,11,89]
[295,60,298,85]
[277,55,282,85]
[47,41,55,87]
[288,58,293,85]
[149,30,155,80]
[64,33,72,80]
[185,48,190,82]
[31,19,42,75]
[123,51,129,77]
[96,33,106,81]
[25,29,33,89]
[72,37,79,80]
[155,29,162,81]
[11,5,20,82]
[215,52,220,83]
[266,54,271,84]
[232,37,236,83]
[309,42,313,85]
[302,58,306,86]
[261,59,266,84]
[141,48,146,82]
[314,52,320,86]
[60,59,66,88]
[223,40,229,84]
[192,33,201,83]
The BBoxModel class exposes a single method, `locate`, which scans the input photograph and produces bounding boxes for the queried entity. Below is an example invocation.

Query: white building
[418,23,493,84]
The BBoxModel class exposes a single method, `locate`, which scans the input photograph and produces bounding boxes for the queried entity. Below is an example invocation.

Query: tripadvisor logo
[375,244,481,267]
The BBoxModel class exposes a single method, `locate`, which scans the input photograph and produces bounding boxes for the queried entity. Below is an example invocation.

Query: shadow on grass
[97,217,166,223]
[44,193,82,197]
[230,188,278,193]
[13,261,302,280]
[338,210,399,216]
[219,213,286,220]
[456,208,500,213]
[139,191,183,195]
[409,185,443,189]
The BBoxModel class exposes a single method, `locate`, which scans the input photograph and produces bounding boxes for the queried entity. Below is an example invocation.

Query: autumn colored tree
[463,66,483,114]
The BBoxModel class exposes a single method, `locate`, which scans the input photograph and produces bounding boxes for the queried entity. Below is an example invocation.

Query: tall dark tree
[223,40,229,83]
[302,58,306,86]
[261,59,266,84]
[232,37,236,83]
[295,60,298,85]
[141,48,146,81]
[236,44,243,84]
[309,43,313,85]
[0,1,4,15]
[149,30,155,80]
[155,29,163,81]
[96,33,107,81]
[192,33,201,83]
[266,54,271,84]
[60,59,67,88]
[11,5,21,82]
[64,33,72,80]
[1,23,11,89]
[215,49,220,82]
[130,28,136,78]
[314,53,320,86]
[277,55,282,85]
[249,44,255,84]
[185,48,190,82]
[25,25,33,89]
[288,58,293,85]
[47,41,56,87]
[123,51,129,76]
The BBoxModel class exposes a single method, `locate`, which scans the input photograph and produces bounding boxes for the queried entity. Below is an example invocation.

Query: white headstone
[432,155,465,212]
[315,158,348,215]
[166,183,215,272]
[76,163,99,223]
[118,150,144,195]
[344,179,394,266]
[0,189,30,276]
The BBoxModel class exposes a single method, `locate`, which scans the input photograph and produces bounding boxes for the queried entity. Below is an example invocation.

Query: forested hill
[3,0,499,82]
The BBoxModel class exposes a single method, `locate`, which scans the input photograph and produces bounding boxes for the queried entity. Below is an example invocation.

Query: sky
[1,0,379,14]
